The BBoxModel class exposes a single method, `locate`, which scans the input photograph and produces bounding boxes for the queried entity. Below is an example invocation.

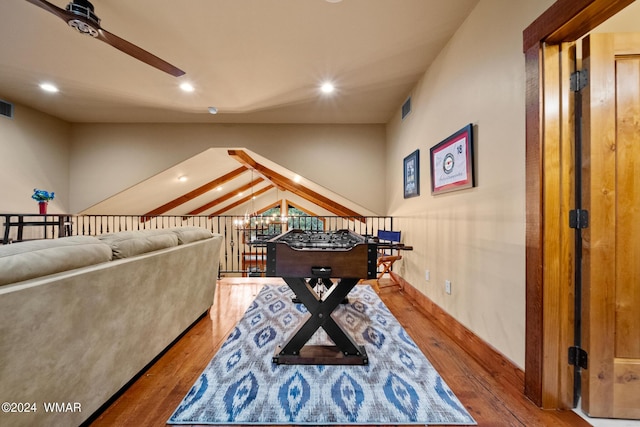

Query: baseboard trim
[392,272,525,394]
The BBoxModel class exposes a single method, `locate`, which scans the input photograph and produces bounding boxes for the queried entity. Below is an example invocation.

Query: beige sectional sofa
[0,227,223,427]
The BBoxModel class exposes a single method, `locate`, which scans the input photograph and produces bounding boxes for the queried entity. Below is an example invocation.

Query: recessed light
[180,82,194,92]
[320,82,335,94]
[208,106,218,114]
[178,175,188,182]
[293,175,302,183]
[40,83,59,93]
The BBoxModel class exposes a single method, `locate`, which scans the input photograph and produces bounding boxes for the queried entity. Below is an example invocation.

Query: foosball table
[266,229,378,365]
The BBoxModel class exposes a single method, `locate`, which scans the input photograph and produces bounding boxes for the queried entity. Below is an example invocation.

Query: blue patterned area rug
[168,284,476,425]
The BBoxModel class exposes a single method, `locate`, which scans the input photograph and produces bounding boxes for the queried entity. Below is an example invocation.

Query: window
[259,201,324,232]
[286,205,324,231]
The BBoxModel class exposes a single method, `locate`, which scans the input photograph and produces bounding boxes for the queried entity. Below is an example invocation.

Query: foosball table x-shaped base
[272,277,368,365]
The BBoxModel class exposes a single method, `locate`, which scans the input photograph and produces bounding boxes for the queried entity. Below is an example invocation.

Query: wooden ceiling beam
[226,151,286,191]
[208,184,274,216]
[142,166,246,220]
[228,149,365,220]
[186,178,264,216]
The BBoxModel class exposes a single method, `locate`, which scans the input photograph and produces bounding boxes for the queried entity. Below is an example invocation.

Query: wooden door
[581,33,640,419]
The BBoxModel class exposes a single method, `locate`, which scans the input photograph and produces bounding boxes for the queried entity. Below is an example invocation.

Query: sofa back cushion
[171,226,213,244]
[0,236,113,286]
[98,229,178,259]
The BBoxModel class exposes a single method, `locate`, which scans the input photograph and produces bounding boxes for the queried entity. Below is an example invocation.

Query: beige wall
[0,102,70,213]
[69,123,386,214]
[1,0,564,371]
[386,0,554,368]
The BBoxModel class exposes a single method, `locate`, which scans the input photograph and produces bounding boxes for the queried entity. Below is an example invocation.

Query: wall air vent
[0,99,14,119]
[401,96,411,120]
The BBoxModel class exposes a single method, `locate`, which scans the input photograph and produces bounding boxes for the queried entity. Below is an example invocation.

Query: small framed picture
[403,149,420,199]
[430,124,475,195]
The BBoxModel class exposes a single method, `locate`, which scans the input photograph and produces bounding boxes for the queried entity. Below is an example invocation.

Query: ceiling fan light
[67,19,99,37]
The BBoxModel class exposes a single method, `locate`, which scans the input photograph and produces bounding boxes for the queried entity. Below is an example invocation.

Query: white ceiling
[0,0,479,124]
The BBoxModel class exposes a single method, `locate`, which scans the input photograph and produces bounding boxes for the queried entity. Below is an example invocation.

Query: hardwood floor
[88,277,592,427]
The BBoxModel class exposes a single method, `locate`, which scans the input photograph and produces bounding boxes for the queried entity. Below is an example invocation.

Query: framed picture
[430,124,474,195]
[403,149,420,198]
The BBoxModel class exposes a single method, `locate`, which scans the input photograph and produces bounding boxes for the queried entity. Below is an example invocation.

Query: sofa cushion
[98,229,178,259]
[171,226,213,244]
[0,236,113,286]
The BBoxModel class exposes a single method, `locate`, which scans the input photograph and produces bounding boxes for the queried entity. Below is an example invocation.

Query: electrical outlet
[445,280,452,295]
[425,269,430,281]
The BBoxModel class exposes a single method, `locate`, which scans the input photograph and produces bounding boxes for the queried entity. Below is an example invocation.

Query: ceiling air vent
[401,96,411,120]
[0,99,14,119]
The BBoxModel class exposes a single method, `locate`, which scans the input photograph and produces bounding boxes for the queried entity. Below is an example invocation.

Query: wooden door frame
[523,0,635,408]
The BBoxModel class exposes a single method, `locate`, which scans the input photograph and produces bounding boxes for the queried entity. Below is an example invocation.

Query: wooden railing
[1,214,394,275]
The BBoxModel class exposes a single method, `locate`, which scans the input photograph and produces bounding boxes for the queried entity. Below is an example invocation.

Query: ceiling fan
[24,0,185,77]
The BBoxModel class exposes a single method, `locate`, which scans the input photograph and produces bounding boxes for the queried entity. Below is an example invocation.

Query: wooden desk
[2,214,72,244]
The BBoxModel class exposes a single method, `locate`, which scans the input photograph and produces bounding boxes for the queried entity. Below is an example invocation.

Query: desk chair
[376,230,403,289]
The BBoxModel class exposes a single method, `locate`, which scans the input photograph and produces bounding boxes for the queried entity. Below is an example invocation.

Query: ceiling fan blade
[96,28,185,77]
[24,0,75,22]
[24,0,186,77]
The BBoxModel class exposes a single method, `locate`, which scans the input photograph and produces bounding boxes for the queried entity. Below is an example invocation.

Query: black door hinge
[570,70,588,92]
[569,209,589,229]
[568,346,588,369]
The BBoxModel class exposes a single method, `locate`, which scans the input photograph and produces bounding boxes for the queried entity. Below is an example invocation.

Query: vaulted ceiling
[80,148,378,218]
[0,0,481,216]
